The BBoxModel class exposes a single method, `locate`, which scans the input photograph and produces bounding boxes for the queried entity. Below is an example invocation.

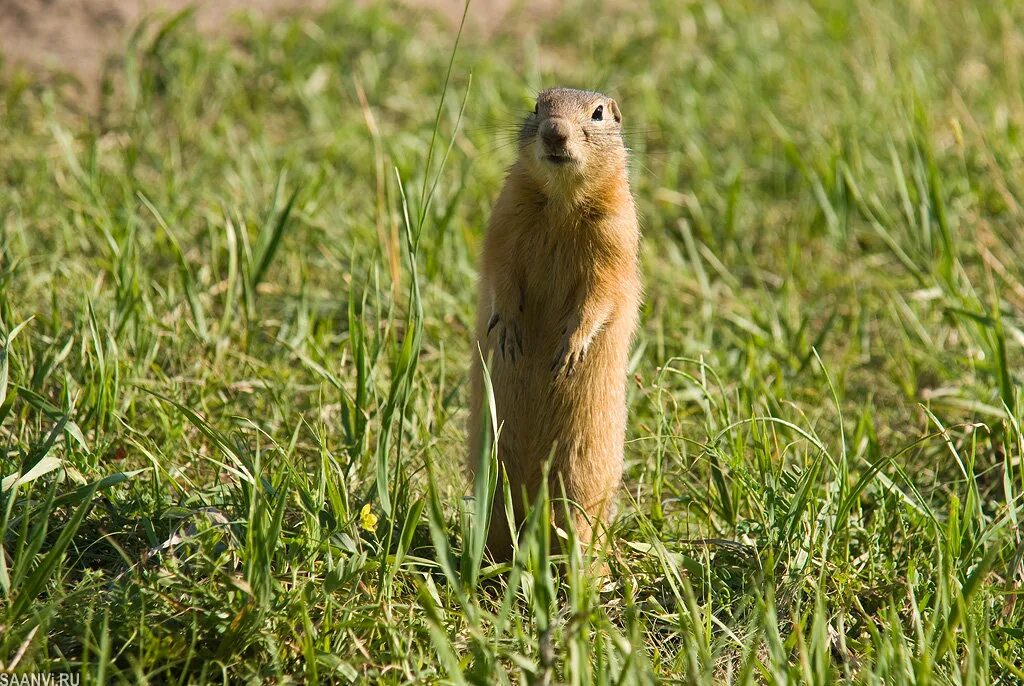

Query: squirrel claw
[551,339,586,378]
[490,313,523,362]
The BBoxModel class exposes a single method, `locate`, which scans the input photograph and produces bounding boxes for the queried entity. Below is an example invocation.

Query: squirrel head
[518,87,628,202]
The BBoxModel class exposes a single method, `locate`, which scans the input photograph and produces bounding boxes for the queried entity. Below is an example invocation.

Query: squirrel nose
[540,119,570,148]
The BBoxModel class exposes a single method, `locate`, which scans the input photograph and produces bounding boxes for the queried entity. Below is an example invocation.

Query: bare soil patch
[0,0,543,101]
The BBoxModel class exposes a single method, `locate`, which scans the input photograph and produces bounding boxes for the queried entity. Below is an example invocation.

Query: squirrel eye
[533,102,539,115]
[592,105,604,121]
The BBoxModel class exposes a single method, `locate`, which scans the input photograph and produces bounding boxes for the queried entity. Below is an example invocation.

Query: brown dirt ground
[0,0,542,101]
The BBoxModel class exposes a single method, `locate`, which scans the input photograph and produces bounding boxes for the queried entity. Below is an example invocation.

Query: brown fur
[468,87,642,560]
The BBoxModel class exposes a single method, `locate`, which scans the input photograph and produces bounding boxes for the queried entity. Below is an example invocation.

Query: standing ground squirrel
[468,87,642,560]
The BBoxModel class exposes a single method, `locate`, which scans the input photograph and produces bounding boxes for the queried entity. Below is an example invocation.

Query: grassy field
[2,0,1024,682]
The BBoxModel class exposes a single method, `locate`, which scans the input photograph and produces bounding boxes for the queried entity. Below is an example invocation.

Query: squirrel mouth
[544,153,575,166]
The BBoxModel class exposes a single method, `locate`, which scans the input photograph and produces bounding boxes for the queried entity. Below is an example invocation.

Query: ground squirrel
[468,87,642,560]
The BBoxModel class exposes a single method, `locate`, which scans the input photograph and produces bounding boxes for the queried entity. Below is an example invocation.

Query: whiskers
[468,111,529,157]
[580,123,669,179]
[481,139,525,159]
[467,108,529,134]
[467,109,668,173]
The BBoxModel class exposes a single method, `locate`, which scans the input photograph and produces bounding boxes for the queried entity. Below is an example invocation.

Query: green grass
[2,0,1023,682]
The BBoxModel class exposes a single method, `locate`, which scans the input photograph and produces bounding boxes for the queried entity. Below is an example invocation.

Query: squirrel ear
[609,99,622,123]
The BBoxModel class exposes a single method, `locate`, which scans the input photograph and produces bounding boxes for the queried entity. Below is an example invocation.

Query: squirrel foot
[551,328,589,378]
[488,312,523,362]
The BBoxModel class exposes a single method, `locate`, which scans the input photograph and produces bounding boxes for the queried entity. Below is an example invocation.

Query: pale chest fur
[515,205,638,353]
[520,218,585,323]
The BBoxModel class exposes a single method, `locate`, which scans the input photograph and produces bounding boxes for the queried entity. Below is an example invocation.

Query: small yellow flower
[359,503,378,533]
[950,118,964,149]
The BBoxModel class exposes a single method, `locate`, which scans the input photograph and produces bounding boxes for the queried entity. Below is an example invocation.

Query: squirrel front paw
[551,329,589,378]
[487,312,523,362]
